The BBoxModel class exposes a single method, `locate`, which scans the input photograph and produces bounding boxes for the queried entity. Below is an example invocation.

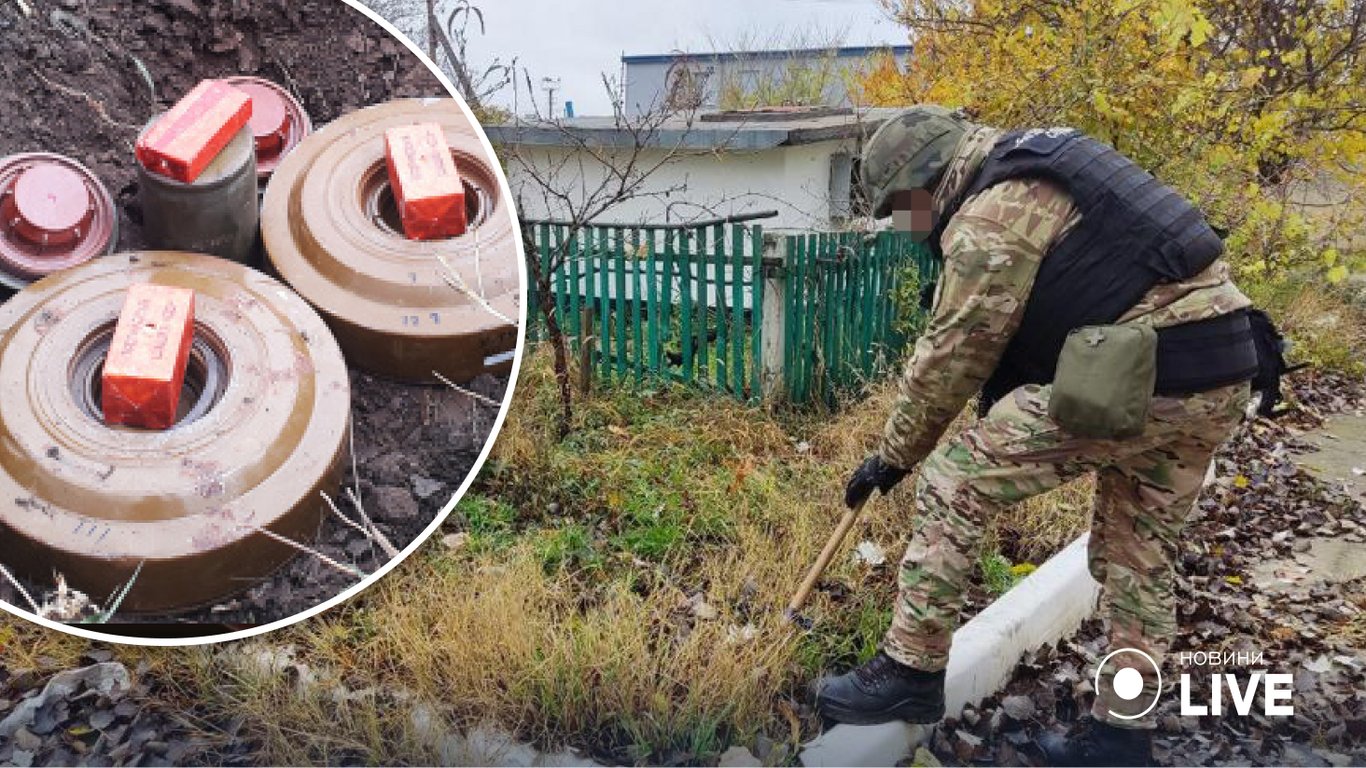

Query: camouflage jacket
[878,127,1252,470]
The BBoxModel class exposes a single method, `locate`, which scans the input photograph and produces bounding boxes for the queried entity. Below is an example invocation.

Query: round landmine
[0,153,118,291]
[0,252,350,614]
[261,98,520,384]
[223,76,312,181]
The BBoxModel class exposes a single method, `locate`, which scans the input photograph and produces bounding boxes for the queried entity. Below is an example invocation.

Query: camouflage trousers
[883,381,1250,728]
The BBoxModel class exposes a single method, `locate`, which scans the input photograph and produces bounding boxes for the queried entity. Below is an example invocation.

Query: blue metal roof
[621,45,912,66]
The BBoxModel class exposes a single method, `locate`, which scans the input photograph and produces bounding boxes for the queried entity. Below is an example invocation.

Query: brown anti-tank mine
[261,98,520,384]
[0,252,350,614]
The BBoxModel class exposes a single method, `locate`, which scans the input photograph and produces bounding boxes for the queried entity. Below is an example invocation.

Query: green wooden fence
[782,231,939,406]
[525,222,937,406]
[526,221,766,400]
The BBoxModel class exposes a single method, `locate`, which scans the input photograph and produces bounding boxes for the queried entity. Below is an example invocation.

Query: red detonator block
[101,284,196,430]
[136,80,252,183]
[384,122,467,240]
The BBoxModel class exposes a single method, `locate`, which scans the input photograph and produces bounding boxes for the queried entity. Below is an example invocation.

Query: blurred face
[889,189,934,242]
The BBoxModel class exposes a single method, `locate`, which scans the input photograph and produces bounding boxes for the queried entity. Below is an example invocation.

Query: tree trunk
[425,0,440,62]
[523,228,574,438]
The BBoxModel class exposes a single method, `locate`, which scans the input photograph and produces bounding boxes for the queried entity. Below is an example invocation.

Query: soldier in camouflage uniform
[813,106,1258,767]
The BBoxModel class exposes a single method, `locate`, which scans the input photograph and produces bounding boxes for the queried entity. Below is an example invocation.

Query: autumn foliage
[861,0,1366,281]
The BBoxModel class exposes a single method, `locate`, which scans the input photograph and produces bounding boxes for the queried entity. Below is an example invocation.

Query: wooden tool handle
[786,498,868,617]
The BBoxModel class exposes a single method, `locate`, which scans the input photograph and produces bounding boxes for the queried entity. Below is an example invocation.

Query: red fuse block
[384,122,467,240]
[101,284,196,431]
[136,80,252,184]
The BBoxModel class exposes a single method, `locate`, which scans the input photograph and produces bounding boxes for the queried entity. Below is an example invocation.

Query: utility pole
[541,77,561,119]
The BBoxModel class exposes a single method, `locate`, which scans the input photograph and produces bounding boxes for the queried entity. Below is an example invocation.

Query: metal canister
[137,117,259,266]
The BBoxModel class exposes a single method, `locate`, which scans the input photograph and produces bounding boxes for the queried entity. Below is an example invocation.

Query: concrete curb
[944,534,1099,714]
[800,533,1098,767]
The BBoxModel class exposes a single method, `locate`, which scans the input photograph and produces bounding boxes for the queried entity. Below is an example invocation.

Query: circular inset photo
[0,0,524,643]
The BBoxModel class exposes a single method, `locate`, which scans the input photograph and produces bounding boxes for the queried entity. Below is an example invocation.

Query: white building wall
[504,139,856,232]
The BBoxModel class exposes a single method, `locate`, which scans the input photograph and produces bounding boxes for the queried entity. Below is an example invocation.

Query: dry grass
[1246,276,1366,376]
[0,615,91,670]
[163,349,1093,764]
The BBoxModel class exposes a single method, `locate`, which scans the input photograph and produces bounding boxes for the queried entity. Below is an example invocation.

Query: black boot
[1036,718,1153,767]
[814,651,945,725]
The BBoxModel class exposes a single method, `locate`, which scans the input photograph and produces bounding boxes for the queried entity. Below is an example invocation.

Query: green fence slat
[834,235,847,391]
[869,233,881,358]
[731,224,745,398]
[869,236,882,369]
[786,235,800,401]
[633,229,645,383]
[712,223,727,391]
[848,234,860,384]
[835,232,846,388]
[598,227,611,381]
[647,229,660,374]
[814,234,823,401]
[662,230,675,363]
[814,232,825,401]
[548,225,560,341]
[860,236,872,373]
[583,227,592,374]
[537,222,552,327]
[800,233,811,403]
[694,227,709,378]
[534,223,547,314]
[818,233,831,404]
[853,234,865,373]
[565,226,581,344]
[614,229,627,378]
[803,234,818,404]
[814,232,826,403]
[552,225,569,341]
[680,228,694,383]
[833,234,843,393]
[794,235,807,403]
[750,225,763,401]
[786,236,797,396]
[881,232,897,354]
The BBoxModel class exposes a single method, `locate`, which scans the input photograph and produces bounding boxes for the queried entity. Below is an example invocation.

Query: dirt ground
[0,0,510,630]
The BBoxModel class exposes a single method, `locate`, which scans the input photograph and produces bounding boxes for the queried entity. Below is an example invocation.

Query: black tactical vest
[936,128,1228,406]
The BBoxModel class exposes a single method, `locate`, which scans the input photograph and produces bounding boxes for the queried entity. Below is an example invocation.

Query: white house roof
[620,45,913,66]
[484,107,907,151]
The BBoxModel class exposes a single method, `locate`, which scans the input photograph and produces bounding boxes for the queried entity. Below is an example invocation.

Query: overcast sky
[450,0,906,115]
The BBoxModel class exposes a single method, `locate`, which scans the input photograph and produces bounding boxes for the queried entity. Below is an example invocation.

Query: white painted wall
[503,138,857,231]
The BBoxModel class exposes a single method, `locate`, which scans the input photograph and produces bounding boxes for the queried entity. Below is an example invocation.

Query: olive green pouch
[1048,324,1157,439]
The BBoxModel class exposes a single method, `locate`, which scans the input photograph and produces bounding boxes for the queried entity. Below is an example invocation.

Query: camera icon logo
[1095,647,1163,720]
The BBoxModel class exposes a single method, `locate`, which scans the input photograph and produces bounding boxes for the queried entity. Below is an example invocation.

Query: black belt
[1154,309,1259,395]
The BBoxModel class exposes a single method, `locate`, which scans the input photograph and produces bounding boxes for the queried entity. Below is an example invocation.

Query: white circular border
[0,0,529,647]
[1094,647,1164,721]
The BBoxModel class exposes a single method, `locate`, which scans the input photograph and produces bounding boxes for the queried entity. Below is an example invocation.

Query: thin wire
[432,371,501,407]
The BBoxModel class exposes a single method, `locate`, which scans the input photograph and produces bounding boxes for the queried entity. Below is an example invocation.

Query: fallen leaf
[1001,694,1036,721]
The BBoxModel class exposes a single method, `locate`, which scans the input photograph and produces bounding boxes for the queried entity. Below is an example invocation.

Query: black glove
[844,454,908,508]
